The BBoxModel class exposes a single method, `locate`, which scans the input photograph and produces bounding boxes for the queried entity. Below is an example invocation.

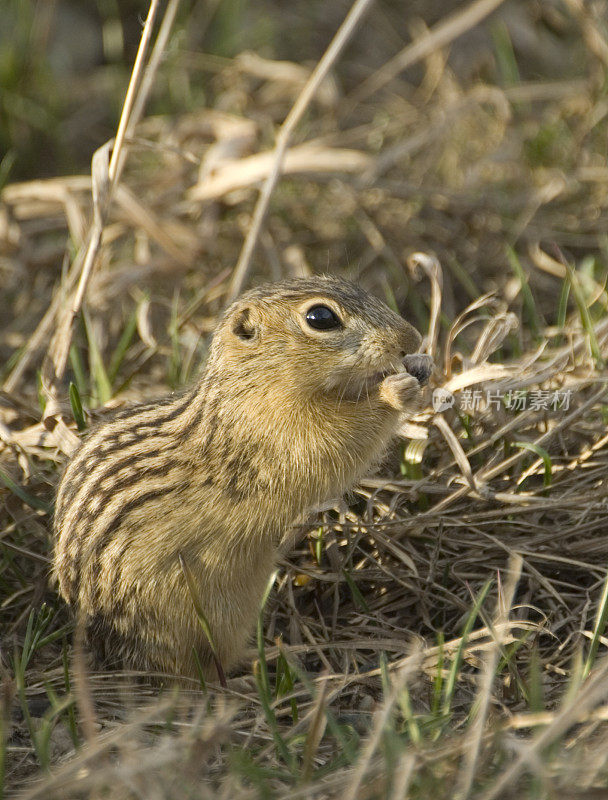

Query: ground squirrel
[53,276,432,681]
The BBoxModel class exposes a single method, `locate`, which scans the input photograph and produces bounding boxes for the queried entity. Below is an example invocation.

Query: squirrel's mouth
[366,368,393,387]
[331,354,434,401]
[366,353,433,390]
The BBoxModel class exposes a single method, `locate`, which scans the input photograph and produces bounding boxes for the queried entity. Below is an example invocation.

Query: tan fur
[53,276,429,681]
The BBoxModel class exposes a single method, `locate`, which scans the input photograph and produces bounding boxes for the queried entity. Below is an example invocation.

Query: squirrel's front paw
[379,372,421,411]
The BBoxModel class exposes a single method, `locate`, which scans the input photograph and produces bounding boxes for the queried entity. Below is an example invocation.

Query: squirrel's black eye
[305,305,342,331]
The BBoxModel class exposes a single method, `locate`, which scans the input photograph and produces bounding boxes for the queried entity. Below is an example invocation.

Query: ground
[1,1,608,797]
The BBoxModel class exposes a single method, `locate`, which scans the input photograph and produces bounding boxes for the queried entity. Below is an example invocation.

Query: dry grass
[2,0,608,797]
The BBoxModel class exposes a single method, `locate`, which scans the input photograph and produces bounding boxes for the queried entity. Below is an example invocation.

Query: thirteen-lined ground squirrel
[53,276,433,681]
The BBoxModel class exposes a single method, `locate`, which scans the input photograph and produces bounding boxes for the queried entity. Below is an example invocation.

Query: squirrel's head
[210,276,424,403]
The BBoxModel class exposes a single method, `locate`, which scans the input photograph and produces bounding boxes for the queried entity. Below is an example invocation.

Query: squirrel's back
[53,276,429,680]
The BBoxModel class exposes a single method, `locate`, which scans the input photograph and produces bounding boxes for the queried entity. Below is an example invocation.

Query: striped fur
[53,276,425,681]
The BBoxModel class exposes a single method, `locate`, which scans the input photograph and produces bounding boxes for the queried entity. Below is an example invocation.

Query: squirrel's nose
[403,353,434,386]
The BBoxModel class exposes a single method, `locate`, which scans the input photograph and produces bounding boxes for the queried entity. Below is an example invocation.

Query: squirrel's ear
[231,306,259,342]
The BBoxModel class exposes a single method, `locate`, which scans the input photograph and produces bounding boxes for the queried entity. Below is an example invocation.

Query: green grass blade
[255,571,296,772]
[192,647,207,692]
[178,553,225,687]
[513,441,553,488]
[287,659,359,767]
[491,21,521,87]
[379,651,391,698]
[275,649,298,723]
[300,678,328,783]
[108,306,138,384]
[0,469,50,513]
[583,569,608,679]
[431,632,444,716]
[69,382,86,431]
[82,308,112,405]
[564,257,605,369]
[506,247,542,339]
[342,568,370,612]
[527,646,545,713]
[12,607,56,771]
[69,345,87,398]
[398,681,422,747]
[0,150,16,192]
[445,254,480,300]
[557,278,570,329]
[383,282,399,313]
[442,580,493,717]
[62,640,79,748]
[168,290,182,389]
[257,571,278,698]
